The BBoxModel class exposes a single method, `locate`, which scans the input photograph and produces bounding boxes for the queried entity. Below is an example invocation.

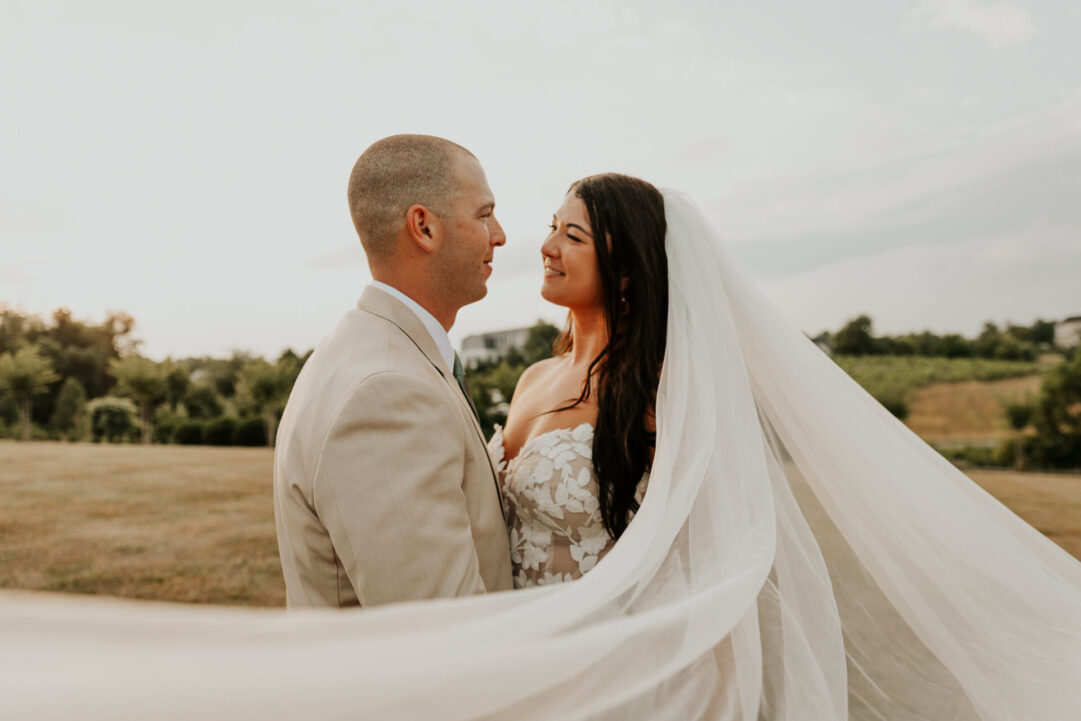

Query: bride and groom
[265,132,1081,720]
[5,133,1079,720]
[273,134,660,605]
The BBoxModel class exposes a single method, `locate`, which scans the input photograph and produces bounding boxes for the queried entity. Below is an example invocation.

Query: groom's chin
[463,285,489,306]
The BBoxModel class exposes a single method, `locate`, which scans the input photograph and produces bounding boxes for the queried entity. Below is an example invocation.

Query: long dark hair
[555,173,668,540]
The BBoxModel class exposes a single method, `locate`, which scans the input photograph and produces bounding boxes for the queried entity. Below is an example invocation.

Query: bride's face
[540,194,603,311]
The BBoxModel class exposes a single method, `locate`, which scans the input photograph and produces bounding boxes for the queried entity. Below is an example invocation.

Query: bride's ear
[404,203,441,254]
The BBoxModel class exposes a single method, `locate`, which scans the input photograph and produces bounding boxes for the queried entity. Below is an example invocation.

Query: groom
[273,135,513,608]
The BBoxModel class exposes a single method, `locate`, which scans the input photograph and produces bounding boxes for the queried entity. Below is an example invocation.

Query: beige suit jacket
[273,286,513,608]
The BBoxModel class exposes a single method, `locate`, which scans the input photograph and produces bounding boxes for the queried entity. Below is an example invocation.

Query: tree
[1029,352,1081,468]
[974,322,1001,359]
[235,358,296,447]
[0,307,30,356]
[0,346,60,440]
[182,385,224,420]
[1002,399,1034,471]
[993,334,1037,362]
[109,356,168,444]
[938,334,972,358]
[522,320,561,364]
[163,362,191,410]
[467,360,528,437]
[1030,319,1056,347]
[833,315,877,356]
[50,377,87,439]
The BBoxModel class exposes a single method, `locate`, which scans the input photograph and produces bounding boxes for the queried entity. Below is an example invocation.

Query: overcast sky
[3,0,1079,359]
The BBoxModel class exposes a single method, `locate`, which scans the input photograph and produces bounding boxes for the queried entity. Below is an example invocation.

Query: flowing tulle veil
[2,190,1080,720]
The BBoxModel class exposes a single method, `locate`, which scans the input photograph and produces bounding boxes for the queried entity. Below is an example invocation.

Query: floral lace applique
[488,423,647,589]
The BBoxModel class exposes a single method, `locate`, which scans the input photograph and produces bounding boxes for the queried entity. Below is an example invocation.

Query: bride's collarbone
[501,360,596,460]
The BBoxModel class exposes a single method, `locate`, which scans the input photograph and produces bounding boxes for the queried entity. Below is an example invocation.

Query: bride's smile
[539,194,601,310]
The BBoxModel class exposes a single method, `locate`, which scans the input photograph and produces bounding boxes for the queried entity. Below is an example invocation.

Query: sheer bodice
[488,423,646,589]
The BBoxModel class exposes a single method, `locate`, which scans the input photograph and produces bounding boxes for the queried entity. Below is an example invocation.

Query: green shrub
[153,418,178,444]
[1028,352,1081,469]
[1025,434,1081,470]
[205,417,237,446]
[232,416,267,446]
[174,420,205,445]
[874,392,909,421]
[936,444,1005,468]
[87,396,138,443]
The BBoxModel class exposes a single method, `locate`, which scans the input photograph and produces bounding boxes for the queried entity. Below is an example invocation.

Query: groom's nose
[491,216,507,246]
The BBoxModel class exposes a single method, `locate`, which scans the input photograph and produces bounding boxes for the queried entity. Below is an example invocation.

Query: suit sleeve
[312,371,486,606]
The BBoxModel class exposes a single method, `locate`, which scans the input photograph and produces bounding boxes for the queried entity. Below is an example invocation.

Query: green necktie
[453,352,481,423]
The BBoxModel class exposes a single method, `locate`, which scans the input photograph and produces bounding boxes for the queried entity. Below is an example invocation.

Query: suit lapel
[356,287,503,497]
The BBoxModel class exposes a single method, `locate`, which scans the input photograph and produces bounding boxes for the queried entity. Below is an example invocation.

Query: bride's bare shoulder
[514,356,565,395]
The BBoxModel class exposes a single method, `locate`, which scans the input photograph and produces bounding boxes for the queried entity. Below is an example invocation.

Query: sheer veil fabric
[2,191,1080,720]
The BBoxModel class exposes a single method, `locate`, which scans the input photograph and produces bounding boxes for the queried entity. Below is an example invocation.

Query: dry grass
[0,440,284,606]
[967,468,1081,561]
[0,441,1078,608]
[905,375,1042,444]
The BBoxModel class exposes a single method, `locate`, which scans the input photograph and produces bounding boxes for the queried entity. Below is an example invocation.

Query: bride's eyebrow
[552,214,594,237]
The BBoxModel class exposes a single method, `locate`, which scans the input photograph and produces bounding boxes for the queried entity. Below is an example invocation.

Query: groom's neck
[370,273,457,331]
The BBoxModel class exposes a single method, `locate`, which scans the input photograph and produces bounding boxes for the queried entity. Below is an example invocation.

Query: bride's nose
[541,235,559,259]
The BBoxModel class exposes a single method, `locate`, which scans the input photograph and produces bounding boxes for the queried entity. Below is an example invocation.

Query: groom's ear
[404,203,440,254]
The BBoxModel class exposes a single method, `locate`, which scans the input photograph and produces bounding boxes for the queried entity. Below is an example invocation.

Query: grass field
[835,355,1044,408]
[0,441,284,606]
[905,374,1043,444]
[1,441,1078,606]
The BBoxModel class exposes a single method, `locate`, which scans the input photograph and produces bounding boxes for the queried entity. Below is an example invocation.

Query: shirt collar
[367,281,455,371]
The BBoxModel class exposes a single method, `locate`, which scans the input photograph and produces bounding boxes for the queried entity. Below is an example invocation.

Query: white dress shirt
[367,281,455,372]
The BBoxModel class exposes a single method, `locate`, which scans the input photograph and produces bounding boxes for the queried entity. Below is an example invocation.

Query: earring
[620,294,630,315]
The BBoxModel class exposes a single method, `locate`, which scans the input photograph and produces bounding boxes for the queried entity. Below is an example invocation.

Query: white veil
[3,190,1080,720]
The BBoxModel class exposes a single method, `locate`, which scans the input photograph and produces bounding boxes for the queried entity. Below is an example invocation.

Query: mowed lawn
[0,441,284,606]
[1,441,1079,606]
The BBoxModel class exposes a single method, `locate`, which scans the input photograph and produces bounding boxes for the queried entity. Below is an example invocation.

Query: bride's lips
[544,264,565,277]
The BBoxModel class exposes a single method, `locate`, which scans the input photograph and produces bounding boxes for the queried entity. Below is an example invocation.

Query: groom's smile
[438,154,506,305]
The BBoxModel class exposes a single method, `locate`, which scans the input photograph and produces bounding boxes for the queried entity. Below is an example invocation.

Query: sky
[2,0,1079,360]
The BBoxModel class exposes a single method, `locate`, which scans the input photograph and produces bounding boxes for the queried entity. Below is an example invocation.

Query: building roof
[462,326,533,341]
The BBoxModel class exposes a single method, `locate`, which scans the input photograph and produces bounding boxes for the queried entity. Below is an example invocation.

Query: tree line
[0,307,305,446]
[0,306,560,447]
[2,307,1077,469]
[814,315,1058,361]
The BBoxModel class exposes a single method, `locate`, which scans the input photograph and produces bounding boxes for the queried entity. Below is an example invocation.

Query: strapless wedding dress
[488,423,647,589]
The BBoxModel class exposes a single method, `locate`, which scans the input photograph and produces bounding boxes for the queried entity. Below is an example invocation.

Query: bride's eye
[547,223,557,231]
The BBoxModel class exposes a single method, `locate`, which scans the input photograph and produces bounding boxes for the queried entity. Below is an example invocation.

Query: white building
[460,326,532,368]
[1055,316,1081,348]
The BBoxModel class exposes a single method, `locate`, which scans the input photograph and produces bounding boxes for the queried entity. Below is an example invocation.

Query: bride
[490,173,666,589]
[3,176,1081,721]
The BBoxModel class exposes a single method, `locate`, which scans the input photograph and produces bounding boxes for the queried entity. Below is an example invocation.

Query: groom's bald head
[348,134,476,262]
